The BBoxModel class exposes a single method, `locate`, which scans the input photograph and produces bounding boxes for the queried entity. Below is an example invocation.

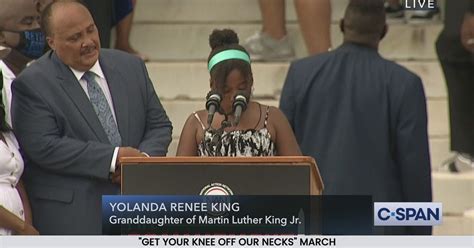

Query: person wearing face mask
[2,30,48,60]
[0,30,48,126]
[0,0,50,61]
[0,0,49,126]
[0,0,51,59]
[176,29,301,157]
[19,31,47,59]
[0,0,51,56]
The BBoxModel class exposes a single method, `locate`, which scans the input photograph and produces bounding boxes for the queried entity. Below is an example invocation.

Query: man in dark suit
[436,0,474,172]
[11,0,172,234]
[280,0,431,234]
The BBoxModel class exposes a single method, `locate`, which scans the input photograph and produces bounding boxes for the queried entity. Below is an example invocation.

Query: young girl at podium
[176,29,301,157]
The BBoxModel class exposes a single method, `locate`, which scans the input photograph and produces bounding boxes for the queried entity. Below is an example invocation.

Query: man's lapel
[54,52,110,143]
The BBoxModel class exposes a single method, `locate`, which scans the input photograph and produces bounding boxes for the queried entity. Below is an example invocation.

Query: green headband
[208,49,251,72]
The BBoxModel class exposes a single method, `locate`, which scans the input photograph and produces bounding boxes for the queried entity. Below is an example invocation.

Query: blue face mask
[18,30,47,59]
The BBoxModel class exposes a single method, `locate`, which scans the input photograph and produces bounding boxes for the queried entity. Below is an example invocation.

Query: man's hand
[111,147,147,184]
[116,147,143,164]
[461,13,474,53]
[111,170,121,185]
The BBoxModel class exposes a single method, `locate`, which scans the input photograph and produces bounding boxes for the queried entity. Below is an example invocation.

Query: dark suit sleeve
[136,61,172,156]
[395,75,432,234]
[11,76,114,181]
[279,63,298,129]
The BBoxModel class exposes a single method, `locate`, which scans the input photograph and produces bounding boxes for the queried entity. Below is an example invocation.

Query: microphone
[232,91,248,127]
[205,91,222,126]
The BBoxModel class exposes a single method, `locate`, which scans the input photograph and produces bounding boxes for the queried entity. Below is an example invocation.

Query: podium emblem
[199,183,234,195]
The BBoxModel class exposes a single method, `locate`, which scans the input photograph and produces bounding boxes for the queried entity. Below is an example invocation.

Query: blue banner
[102,195,372,235]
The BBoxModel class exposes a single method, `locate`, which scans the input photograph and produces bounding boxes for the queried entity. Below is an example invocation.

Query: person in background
[82,0,114,48]
[0,0,50,125]
[0,43,40,126]
[177,29,301,157]
[280,0,431,234]
[243,0,331,60]
[82,0,147,60]
[0,0,40,32]
[113,0,148,61]
[436,0,474,172]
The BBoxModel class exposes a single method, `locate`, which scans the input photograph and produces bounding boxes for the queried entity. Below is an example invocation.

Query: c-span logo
[374,202,442,226]
[199,183,234,195]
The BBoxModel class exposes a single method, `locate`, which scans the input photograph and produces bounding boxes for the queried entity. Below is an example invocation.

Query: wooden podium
[120,156,324,195]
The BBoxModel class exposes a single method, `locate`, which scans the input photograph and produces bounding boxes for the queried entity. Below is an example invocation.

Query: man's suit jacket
[280,43,432,234]
[11,49,172,234]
